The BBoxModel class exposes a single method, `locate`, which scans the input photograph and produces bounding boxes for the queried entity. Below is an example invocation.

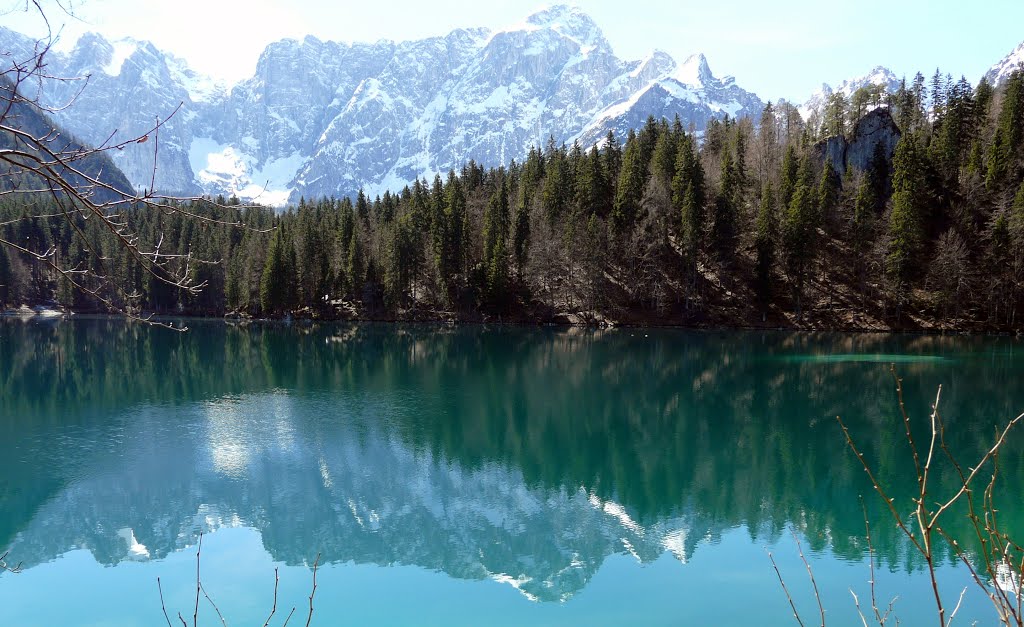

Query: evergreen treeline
[2,68,1024,330]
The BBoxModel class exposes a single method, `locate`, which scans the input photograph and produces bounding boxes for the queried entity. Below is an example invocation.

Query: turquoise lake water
[1,318,1022,625]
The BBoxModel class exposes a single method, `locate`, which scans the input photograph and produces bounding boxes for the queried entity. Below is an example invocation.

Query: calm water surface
[1,318,1023,625]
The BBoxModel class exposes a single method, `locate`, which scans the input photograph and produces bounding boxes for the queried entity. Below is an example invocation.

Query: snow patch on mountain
[985,40,1024,86]
[189,137,299,206]
[102,38,141,77]
[675,53,713,87]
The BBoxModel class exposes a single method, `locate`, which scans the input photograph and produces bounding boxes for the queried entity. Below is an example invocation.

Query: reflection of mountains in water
[5,394,716,603]
[3,319,1023,601]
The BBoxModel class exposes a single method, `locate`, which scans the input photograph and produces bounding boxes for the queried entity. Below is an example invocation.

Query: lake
[1,318,1022,625]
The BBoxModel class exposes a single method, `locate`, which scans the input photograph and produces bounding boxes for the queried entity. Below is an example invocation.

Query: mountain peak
[985,40,1024,86]
[524,5,606,49]
[676,53,713,86]
[66,32,144,78]
[526,4,588,26]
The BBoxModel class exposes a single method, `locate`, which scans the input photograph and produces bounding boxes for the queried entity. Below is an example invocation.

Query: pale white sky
[4,0,1023,101]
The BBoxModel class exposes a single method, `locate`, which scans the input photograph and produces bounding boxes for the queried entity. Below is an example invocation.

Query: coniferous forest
[2,69,1024,331]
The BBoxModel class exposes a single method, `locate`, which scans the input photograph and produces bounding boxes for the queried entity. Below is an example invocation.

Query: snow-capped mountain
[576,52,763,147]
[799,66,901,125]
[985,40,1024,86]
[0,27,227,194]
[0,6,763,205]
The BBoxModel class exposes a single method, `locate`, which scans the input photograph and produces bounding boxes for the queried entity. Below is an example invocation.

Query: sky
[4,0,1024,102]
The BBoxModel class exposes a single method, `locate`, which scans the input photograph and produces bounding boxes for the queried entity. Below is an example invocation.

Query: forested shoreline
[1,69,1023,332]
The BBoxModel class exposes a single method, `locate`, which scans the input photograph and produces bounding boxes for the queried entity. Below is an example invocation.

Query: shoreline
[5,303,1021,338]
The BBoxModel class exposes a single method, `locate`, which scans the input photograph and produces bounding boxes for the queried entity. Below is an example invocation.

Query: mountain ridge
[2,7,1024,205]
[0,6,764,204]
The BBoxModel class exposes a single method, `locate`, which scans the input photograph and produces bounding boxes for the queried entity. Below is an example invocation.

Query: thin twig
[768,550,806,627]
[946,587,967,625]
[158,577,173,627]
[262,568,280,627]
[792,532,825,627]
[850,588,870,627]
[281,607,297,627]
[201,583,227,627]
[860,496,892,625]
[306,553,320,627]
[193,533,203,627]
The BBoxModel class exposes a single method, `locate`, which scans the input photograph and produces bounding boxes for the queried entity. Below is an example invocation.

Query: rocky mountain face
[812,108,902,179]
[985,41,1024,87]
[0,6,764,205]
[0,28,224,194]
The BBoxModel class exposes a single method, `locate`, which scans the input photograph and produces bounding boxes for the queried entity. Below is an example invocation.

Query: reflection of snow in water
[116,527,150,560]
[995,561,1022,596]
[662,528,688,564]
[204,392,298,479]
[488,571,540,603]
[588,493,644,536]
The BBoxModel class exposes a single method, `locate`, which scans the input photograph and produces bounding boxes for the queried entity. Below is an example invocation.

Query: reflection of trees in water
[1,319,1022,576]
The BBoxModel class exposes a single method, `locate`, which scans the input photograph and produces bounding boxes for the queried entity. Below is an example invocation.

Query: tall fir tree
[887,133,927,285]
[783,155,819,318]
[754,181,777,306]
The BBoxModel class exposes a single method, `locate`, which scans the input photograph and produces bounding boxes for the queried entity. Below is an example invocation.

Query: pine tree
[783,156,819,318]
[259,231,289,315]
[348,220,365,301]
[672,134,706,271]
[651,125,678,187]
[483,174,511,305]
[512,181,531,280]
[612,131,645,236]
[886,134,927,285]
[823,92,848,137]
[986,71,1024,191]
[577,146,610,217]
[930,68,947,122]
[754,181,777,306]
[779,145,798,210]
[225,257,244,312]
[602,130,622,187]
[756,103,779,188]
[356,188,370,222]
[542,147,570,226]
[434,172,467,304]
[1011,182,1024,307]
[712,150,739,258]
[385,213,419,307]
[817,157,841,231]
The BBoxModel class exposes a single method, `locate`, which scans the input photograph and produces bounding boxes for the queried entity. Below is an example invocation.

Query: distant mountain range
[0,5,1021,205]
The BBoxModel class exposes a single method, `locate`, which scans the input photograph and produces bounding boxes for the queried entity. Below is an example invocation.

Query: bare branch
[262,568,280,627]
[306,553,320,627]
[157,577,173,627]
[768,549,806,627]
